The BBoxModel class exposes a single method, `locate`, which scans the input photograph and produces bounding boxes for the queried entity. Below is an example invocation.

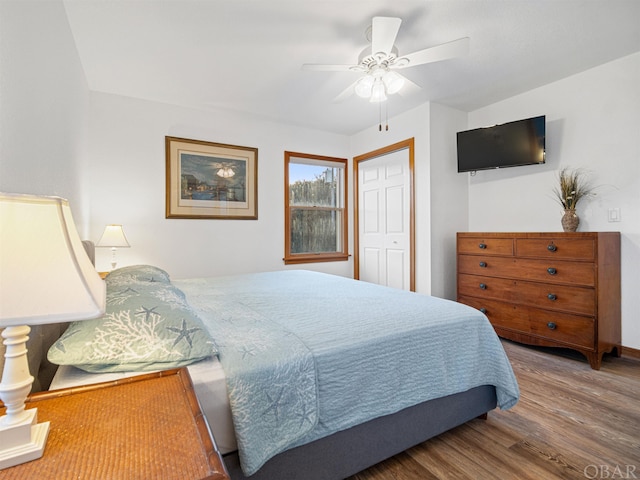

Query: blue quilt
[175,270,520,475]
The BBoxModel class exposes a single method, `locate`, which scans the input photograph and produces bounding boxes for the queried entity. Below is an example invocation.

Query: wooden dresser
[457,232,621,369]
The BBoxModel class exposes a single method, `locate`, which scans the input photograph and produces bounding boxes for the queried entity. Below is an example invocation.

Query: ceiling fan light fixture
[369,80,387,103]
[382,70,404,95]
[355,75,374,98]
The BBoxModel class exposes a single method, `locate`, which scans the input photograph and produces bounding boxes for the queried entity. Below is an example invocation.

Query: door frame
[353,138,416,291]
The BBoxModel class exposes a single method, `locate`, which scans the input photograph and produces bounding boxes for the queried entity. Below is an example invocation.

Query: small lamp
[96,224,130,270]
[0,193,106,469]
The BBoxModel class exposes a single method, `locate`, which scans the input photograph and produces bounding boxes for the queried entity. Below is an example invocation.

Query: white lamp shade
[369,80,387,103]
[382,70,405,95]
[0,193,106,326]
[355,75,374,98]
[96,224,130,248]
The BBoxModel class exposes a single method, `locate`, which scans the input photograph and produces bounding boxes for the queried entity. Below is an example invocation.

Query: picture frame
[165,136,258,219]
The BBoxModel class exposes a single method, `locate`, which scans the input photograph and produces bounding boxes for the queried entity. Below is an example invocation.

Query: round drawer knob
[478,243,487,249]
[547,293,557,301]
[479,262,487,268]
[480,308,487,314]
[547,244,557,252]
[479,283,487,290]
[547,267,557,275]
[547,322,557,330]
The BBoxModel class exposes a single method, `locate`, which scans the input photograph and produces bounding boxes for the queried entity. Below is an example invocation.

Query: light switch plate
[608,208,621,222]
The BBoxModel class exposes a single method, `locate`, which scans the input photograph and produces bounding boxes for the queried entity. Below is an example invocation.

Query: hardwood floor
[348,340,640,480]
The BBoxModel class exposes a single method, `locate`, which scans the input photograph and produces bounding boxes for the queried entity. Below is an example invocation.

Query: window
[284,152,348,264]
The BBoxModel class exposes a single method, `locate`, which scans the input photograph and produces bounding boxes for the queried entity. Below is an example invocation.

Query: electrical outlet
[608,208,621,222]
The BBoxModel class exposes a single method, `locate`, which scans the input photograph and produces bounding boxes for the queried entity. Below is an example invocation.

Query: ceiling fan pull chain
[379,101,382,131]
[386,102,389,131]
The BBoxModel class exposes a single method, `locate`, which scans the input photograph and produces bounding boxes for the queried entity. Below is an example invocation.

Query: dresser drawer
[459,296,595,350]
[458,274,595,316]
[457,237,513,256]
[458,274,520,303]
[516,237,596,261]
[458,254,595,286]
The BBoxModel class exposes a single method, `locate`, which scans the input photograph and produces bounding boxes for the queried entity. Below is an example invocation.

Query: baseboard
[621,345,640,360]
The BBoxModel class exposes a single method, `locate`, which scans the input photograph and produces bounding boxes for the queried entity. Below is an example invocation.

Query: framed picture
[165,136,258,219]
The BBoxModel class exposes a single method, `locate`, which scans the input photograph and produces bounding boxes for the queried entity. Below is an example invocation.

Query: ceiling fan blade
[301,64,358,72]
[332,81,357,103]
[396,74,422,97]
[371,17,402,56]
[396,37,470,68]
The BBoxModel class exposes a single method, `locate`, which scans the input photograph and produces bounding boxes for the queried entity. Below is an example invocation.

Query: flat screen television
[457,115,546,173]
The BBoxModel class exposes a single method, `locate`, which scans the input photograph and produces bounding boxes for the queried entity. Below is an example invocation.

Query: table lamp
[0,193,106,469]
[96,224,130,270]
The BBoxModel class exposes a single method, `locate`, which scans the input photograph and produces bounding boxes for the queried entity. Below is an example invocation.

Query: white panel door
[358,149,410,290]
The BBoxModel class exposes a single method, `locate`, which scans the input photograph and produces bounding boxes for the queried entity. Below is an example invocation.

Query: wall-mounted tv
[457,115,546,173]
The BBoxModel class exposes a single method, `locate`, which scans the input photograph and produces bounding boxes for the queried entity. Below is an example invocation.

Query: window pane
[290,208,341,254]
[289,163,339,207]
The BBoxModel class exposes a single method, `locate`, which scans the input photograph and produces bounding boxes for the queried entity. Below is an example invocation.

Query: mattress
[50,355,238,454]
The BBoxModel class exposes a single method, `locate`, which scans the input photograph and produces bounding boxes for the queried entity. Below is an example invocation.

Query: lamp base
[0,408,49,469]
[0,325,50,469]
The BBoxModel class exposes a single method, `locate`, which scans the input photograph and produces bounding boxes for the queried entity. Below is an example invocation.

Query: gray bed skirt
[223,384,497,480]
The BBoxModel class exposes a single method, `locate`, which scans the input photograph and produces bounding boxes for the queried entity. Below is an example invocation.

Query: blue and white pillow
[48,267,216,373]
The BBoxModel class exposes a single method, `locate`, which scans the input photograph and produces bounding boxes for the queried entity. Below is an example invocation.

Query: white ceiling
[63,0,640,135]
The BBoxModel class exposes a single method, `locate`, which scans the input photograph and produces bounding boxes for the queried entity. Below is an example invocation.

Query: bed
[41,262,519,480]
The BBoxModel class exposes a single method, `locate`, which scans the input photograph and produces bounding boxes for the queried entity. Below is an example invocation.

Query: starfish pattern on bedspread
[166,318,201,348]
[136,305,160,321]
[262,387,289,422]
[238,345,258,358]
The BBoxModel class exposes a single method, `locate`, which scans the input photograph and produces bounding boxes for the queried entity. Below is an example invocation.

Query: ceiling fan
[302,16,470,103]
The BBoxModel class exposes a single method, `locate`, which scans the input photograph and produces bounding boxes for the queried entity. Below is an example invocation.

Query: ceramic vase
[561,209,579,232]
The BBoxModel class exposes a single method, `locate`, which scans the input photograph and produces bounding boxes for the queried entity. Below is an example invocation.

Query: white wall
[349,103,432,294]
[0,1,90,230]
[86,92,351,278]
[429,103,469,300]
[467,53,640,349]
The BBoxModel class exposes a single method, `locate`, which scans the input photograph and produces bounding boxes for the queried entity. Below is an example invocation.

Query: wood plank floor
[347,340,640,480]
